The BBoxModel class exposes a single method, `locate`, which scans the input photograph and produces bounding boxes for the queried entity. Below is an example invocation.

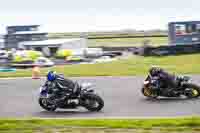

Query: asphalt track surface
[1,76,200,118]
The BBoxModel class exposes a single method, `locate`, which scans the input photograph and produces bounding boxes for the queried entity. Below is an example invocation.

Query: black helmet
[149,66,161,76]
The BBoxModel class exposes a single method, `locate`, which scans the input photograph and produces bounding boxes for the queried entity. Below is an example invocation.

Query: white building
[19,38,87,56]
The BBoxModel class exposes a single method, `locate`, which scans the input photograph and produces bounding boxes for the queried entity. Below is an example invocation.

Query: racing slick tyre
[80,93,104,112]
[39,97,57,111]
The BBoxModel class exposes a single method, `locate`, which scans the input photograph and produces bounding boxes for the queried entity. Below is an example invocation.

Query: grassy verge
[1,54,200,77]
[48,32,167,39]
[48,32,168,47]
[0,117,200,132]
[88,37,168,47]
[1,54,200,78]
[0,54,200,77]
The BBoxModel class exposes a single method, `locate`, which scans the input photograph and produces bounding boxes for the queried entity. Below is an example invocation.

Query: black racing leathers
[54,74,76,93]
[150,69,178,92]
[50,75,77,105]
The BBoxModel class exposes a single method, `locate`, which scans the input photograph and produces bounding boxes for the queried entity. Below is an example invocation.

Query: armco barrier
[92,43,200,56]
[90,46,131,51]
[142,43,200,56]
[88,35,167,39]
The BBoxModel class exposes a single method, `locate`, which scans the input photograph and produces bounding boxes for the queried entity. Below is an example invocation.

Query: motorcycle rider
[47,71,79,105]
[148,66,180,95]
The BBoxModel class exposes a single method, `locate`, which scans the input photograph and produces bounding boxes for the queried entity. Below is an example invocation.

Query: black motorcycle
[38,80,104,112]
[142,75,200,98]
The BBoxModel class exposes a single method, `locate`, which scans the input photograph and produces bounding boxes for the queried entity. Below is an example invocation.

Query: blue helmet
[47,71,56,81]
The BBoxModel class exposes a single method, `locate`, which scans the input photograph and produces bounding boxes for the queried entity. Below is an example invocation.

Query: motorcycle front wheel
[38,97,57,111]
[142,86,158,98]
[80,93,104,112]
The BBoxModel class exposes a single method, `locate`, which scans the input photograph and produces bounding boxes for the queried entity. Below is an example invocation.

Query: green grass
[48,32,167,39]
[88,37,168,47]
[0,117,200,132]
[48,32,168,47]
[1,54,200,78]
